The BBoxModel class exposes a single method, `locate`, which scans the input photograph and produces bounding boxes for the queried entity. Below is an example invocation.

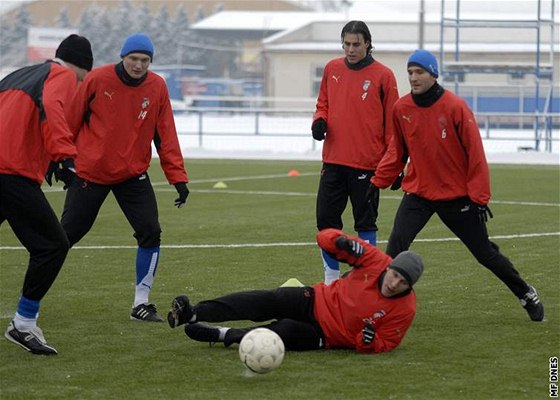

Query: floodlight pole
[418,0,425,49]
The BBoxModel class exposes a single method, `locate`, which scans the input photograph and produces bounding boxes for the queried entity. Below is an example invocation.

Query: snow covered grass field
[173,113,559,163]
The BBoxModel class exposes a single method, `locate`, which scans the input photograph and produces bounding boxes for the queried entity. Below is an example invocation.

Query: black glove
[362,321,375,345]
[45,159,76,189]
[390,172,404,191]
[335,236,364,257]
[365,183,380,206]
[174,182,189,208]
[311,118,327,141]
[476,203,493,223]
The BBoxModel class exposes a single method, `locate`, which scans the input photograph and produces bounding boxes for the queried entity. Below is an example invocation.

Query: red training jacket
[373,90,491,205]
[313,57,399,170]
[67,64,188,185]
[313,229,417,354]
[0,61,78,184]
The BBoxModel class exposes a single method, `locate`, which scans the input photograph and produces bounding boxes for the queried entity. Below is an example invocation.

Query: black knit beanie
[55,34,93,71]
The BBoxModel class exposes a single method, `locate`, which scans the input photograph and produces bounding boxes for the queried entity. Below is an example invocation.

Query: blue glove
[174,183,189,208]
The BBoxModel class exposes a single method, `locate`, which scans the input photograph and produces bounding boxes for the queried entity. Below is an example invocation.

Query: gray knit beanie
[388,251,424,286]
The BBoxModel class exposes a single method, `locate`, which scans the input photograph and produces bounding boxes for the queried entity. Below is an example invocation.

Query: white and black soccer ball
[239,328,285,374]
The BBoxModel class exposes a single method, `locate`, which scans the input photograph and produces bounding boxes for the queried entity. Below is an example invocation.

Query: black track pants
[194,287,325,350]
[0,174,69,300]
[386,193,529,298]
[61,174,161,248]
[316,163,378,232]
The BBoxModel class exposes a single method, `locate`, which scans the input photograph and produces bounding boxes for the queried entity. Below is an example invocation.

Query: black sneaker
[184,323,222,343]
[520,285,544,322]
[130,303,163,322]
[4,321,58,355]
[167,295,194,328]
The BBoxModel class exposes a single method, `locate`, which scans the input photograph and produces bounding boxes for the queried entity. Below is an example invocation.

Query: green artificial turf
[0,159,558,400]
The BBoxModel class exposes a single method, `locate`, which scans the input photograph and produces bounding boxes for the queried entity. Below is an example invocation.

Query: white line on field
[153,172,318,185]
[1,232,558,250]
[155,188,560,207]
[190,189,314,196]
[40,174,559,208]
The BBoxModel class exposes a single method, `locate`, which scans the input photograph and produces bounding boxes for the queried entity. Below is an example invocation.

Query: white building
[193,1,559,106]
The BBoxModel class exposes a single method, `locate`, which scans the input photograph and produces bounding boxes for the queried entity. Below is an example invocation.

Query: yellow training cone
[213,181,228,189]
[280,278,304,287]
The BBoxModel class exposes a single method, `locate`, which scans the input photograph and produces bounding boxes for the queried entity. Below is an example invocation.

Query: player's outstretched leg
[5,321,57,355]
[167,295,194,328]
[184,323,234,346]
[520,285,544,321]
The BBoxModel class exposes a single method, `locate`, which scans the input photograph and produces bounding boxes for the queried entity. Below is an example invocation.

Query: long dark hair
[341,20,373,54]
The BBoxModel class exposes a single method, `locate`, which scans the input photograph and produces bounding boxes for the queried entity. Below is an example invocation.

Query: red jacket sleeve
[65,73,91,142]
[453,103,491,205]
[41,66,78,162]
[155,84,188,184]
[380,72,400,164]
[316,228,386,268]
[312,66,329,124]
[372,106,407,189]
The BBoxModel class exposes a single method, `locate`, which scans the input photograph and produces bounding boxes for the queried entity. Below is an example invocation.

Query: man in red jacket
[61,33,189,322]
[311,21,400,284]
[371,49,544,322]
[0,34,93,355]
[167,229,423,354]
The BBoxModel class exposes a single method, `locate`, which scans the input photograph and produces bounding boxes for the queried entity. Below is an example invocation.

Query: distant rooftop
[192,0,558,31]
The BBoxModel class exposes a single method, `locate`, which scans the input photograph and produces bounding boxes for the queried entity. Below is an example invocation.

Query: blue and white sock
[14,295,39,330]
[134,246,160,307]
[321,249,339,285]
[359,230,377,246]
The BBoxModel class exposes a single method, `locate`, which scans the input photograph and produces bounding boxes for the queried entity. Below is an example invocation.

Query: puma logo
[402,115,412,123]
[104,91,114,100]
[332,75,340,82]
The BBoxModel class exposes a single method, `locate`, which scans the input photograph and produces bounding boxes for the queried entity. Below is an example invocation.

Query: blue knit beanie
[407,49,438,78]
[120,33,154,61]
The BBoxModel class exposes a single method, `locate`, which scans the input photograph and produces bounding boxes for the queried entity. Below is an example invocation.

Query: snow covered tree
[3,5,34,66]
[55,7,73,28]
[149,5,172,64]
[134,2,152,34]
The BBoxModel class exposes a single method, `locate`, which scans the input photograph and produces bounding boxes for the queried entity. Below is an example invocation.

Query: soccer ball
[239,328,285,374]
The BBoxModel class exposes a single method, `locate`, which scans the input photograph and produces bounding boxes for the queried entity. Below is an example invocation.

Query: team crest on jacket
[437,116,447,138]
[372,310,386,321]
[361,80,371,100]
[138,97,150,120]
[363,310,386,327]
